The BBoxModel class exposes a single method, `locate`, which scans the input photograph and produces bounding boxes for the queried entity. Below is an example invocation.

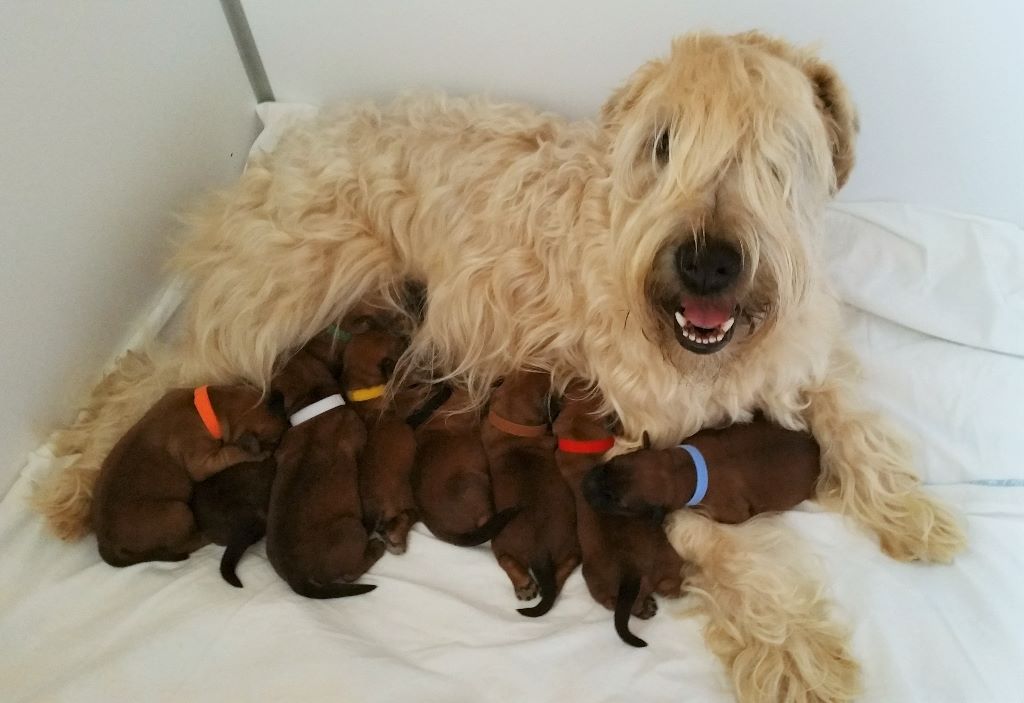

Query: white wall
[243,0,1024,226]
[0,2,257,492]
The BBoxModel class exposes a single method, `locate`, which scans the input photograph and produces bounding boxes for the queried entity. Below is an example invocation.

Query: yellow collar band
[347,384,386,402]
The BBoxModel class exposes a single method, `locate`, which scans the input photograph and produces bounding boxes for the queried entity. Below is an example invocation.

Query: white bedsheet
[2,454,1022,702]
[1,107,1022,702]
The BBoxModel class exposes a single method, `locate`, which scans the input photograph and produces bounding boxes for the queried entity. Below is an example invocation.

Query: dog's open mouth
[671,296,738,354]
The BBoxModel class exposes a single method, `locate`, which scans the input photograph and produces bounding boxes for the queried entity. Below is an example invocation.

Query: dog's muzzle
[671,242,742,354]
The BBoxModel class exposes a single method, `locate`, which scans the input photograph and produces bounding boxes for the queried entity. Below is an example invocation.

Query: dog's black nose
[677,241,742,295]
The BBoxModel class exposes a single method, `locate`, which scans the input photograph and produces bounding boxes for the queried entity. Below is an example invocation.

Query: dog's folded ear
[734,31,859,192]
[803,59,858,192]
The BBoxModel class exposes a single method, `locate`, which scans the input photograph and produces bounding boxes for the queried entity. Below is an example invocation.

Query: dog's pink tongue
[681,298,734,328]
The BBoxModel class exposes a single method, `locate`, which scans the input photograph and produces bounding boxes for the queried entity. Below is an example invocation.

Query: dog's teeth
[675,311,686,328]
[722,317,735,333]
[714,333,724,343]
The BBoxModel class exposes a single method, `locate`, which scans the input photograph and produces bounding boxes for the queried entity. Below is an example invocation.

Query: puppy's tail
[440,506,520,547]
[614,574,648,648]
[220,521,265,588]
[288,580,377,600]
[518,554,557,618]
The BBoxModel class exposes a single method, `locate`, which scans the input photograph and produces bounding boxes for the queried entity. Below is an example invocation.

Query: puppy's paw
[383,510,416,555]
[633,594,657,620]
[515,579,539,601]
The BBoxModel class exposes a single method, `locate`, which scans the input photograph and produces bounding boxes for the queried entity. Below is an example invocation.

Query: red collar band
[557,436,615,454]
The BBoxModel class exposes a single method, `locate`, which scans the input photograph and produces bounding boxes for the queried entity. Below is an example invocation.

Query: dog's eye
[654,129,670,166]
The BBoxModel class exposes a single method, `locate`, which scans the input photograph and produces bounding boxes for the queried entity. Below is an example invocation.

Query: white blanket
[1,106,1022,702]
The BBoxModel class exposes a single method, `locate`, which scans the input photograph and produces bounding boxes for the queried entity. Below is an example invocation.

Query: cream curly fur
[667,511,861,702]
[37,31,965,701]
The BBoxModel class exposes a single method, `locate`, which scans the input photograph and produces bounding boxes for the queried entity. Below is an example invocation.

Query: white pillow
[824,203,1024,357]
[843,304,1024,485]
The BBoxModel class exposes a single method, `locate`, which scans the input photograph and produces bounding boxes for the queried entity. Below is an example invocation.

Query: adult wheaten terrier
[39,31,964,702]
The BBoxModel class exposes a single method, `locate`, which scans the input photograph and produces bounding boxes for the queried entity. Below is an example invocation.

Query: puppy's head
[342,330,407,392]
[582,433,680,521]
[208,385,287,453]
[601,32,857,358]
[491,370,555,426]
[552,380,615,439]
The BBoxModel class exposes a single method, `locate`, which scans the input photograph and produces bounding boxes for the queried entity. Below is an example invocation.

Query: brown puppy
[554,382,684,647]
[92,385,284,567]
[482,371,580,617]
[266,345,381,599]
[583,415,821,524]
[191,455,277,588]
[412,386,520,546]
[342,328,418,554]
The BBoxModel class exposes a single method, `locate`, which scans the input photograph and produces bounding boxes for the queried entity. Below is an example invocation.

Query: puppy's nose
[677,241,742,295]
[581,465,618,512]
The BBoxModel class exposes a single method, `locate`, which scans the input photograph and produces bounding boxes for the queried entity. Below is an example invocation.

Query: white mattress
[1,107,1022,702]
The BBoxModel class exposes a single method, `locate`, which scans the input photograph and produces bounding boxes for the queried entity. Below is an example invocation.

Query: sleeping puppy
[412,386,520,546]
[191,454,277,588]
[583,415,821,525]
[553,382,683,647]
[266,344,382,599]
[341,328,419,554]
[482,371,580,617]
[92,385,285,567]
[305,283,423,376]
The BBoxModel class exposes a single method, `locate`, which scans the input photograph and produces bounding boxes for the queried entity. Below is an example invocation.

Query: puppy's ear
[546,393,563,423]
[641,431,652,450]
[237,431,260,456]
[267,390,286,420]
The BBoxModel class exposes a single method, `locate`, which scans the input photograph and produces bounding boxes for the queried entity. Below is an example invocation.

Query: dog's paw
[878,493,966,563]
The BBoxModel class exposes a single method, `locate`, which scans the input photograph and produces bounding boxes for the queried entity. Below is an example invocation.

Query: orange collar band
[557,436,615,454]
[193,385,223,439]
[487,409,548,438]
[347,384,386,402]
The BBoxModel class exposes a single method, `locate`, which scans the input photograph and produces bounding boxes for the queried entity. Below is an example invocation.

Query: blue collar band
[678,444,708,507]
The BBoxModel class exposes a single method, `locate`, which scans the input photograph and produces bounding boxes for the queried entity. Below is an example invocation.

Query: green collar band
[327,324,352,342]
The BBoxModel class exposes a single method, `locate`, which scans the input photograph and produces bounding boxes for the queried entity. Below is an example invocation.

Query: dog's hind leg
[805,353,966,563]
[666,512,861,703]
[36,348,180,541]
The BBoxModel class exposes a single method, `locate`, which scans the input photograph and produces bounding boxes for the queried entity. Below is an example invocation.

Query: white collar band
[289,393,345,427]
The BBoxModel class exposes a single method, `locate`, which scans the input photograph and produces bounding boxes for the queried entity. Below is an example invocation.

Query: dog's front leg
[804,355,966,563]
